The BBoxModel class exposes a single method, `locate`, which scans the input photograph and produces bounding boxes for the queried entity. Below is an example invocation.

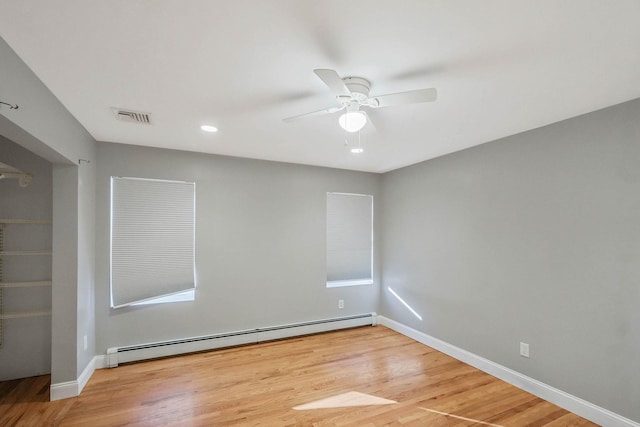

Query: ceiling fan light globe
[339,111,367,133]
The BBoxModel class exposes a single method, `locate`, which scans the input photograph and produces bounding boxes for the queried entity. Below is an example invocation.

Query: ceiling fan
[283,69,437,133]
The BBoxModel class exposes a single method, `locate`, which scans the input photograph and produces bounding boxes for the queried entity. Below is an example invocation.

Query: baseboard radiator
[106,312,377,367]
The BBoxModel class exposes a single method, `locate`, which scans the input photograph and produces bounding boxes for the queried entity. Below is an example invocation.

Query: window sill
[326,279,373,288]
[131,289,195,306]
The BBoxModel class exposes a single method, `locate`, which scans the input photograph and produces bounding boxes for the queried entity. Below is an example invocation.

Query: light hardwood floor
[1,326,598,426]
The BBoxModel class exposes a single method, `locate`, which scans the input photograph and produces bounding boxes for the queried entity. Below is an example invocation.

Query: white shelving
[0,250,52,256]
[0,219,52,224]
[0,281,52,289]
[0,310,52,320]
[0,220,53,327]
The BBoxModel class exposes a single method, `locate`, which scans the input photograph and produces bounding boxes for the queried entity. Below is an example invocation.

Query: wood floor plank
[0,326,599,426]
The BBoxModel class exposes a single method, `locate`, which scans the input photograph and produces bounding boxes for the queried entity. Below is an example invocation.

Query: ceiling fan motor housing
[342,77,371,101]
[338,76,380,110]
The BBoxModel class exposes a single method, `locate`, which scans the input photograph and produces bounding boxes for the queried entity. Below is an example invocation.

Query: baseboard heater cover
[106,312,377,367]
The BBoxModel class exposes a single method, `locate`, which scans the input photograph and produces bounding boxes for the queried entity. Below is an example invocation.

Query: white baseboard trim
[378,316,639,427]
[50,355,104,401]
[77,356,96,394]
[49,380,78,401]
[93,354,108,369]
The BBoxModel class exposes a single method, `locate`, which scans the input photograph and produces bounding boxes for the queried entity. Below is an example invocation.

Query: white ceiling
[1,1,639,173]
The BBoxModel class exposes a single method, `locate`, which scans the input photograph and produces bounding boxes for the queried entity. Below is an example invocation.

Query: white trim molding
[49,380,78,401]
[378,316,640,427]
[50,355,105,401]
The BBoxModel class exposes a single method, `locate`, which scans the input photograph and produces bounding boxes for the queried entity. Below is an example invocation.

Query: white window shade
[326,192,373,286]
[111,177,196,308]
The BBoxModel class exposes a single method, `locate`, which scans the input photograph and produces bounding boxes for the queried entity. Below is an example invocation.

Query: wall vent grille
[112,108,151,124]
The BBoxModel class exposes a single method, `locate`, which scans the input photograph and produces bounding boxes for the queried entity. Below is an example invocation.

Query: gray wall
[50,156,96,382]
[51,165,79,383]
[1,35,97,385]
[76,156,96,377]
[381,98,640,422]
[0,136,52,380]
[0,37,91,164]
[95,142,381,351]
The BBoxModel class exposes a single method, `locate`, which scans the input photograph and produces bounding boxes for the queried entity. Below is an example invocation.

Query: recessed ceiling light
[200,125,218,133]
[350,147,364,154]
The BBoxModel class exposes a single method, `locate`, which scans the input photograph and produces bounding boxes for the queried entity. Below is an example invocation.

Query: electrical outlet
[520,342,529,358]
[84,335,88,351]
[338,299,344,309]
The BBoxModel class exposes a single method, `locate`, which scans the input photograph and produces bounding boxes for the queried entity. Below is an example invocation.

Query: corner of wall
[50,354,104,401]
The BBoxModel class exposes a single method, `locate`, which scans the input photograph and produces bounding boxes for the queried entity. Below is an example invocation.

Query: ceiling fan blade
[282,106,344,123]
[372,88,437,108]
[361,109,377,132]
[313,69,351,97]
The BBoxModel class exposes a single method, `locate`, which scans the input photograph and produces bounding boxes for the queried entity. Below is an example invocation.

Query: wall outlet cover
[520,342,530,358]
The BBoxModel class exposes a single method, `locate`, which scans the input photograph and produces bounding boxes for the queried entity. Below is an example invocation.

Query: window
[110,177,196,308]
[326,192,373,287]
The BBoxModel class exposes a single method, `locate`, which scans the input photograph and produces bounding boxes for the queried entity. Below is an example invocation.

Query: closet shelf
[0,281,52,288]
[0,219,52,224]
[0,310,52,320]
[0,217,53,330]
[0,250,52,256]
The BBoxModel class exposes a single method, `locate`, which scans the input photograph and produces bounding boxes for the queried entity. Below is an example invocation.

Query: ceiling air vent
[112,108,151,124]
